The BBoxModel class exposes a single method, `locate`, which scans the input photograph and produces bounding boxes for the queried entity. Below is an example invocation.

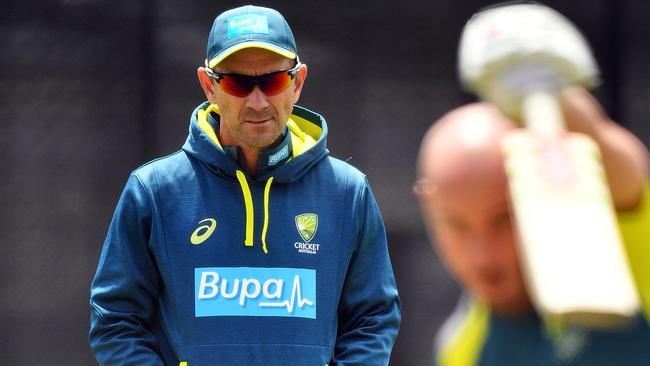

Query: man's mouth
[245,118,272,124]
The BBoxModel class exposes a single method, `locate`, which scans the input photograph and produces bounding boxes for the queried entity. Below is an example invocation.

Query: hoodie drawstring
[235,170,254,247]
[235,170,274,254]
[261,176,274,254]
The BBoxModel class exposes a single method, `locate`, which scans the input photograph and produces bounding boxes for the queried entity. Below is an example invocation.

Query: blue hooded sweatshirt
[89,102,401,365]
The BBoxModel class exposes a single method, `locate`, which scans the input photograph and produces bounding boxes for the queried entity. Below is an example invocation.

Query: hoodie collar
[220,124,294,178]
[183,102,329,184]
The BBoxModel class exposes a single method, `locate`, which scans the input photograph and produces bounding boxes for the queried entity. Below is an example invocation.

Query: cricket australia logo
[294,213,320,255]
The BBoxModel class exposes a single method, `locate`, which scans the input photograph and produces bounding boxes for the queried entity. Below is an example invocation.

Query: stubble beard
[238,107,284,149]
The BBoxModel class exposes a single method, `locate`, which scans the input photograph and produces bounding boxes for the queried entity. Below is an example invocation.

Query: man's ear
[291,64,308,103]
[197,67,217,103]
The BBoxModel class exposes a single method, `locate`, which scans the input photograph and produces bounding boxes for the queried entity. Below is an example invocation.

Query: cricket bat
[458,3,639,329]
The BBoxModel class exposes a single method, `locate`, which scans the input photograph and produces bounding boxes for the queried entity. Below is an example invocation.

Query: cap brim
[208,41,296,68]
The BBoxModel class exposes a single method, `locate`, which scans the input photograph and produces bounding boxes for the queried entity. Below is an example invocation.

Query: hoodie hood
[181,101,330,254]
[182,101,329,184]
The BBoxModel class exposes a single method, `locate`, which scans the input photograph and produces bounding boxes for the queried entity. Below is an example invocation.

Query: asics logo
[190,218,217,245]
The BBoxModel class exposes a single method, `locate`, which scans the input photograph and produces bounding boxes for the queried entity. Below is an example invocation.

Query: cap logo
[227,14,269,39]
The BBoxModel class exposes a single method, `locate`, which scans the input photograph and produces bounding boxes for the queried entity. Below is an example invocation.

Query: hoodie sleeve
[332,178,401,365]
[89,174,165,365]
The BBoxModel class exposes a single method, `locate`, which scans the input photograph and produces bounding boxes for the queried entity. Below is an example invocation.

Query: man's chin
[239,133,281,149]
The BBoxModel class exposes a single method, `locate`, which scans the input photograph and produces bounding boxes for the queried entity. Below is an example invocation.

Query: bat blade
[502,95,639,329]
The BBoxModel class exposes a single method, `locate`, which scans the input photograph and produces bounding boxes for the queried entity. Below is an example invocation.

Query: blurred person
[415,87,650,366]
[89,5,400,365]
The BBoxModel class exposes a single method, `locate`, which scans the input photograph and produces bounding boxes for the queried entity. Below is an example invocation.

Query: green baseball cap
[206,5,298,68]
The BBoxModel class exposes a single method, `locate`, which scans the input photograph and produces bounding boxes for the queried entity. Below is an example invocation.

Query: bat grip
[522,91,566,137]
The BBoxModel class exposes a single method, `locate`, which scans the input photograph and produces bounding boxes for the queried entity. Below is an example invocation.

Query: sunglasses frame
[204,57,302,97]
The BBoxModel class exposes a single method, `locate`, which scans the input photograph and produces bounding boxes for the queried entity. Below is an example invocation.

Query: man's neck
[216,124,291,178]
[239,145,262,177]
[491,298,534,318]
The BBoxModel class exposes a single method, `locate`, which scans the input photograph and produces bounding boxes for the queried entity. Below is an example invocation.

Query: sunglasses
[205,59,302,97]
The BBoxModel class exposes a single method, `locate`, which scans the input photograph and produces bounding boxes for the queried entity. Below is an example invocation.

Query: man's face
[419,174,531,314]
[205,48,305,149]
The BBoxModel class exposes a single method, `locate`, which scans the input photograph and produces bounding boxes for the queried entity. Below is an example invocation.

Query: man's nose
[245,86,270,111]
[466,235,497,267]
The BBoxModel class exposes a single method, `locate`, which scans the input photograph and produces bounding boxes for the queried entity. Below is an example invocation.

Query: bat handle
[522,91,567,137]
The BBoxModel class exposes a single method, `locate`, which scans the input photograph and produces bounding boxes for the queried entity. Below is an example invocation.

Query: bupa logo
[195,267,316,319]
[268,144,289,166]
[227,14,269,39]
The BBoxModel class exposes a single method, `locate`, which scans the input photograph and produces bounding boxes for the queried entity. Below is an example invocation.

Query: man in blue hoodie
[89,5,400,365]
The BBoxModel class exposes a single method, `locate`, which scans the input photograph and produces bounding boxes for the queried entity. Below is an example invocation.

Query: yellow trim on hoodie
[618,185,650,318]
[197,104,223,149]
[287,117,319,156]
[438,298,489,366]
